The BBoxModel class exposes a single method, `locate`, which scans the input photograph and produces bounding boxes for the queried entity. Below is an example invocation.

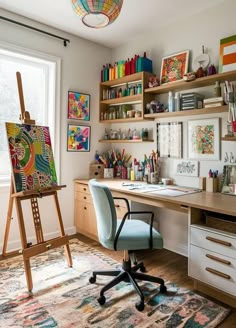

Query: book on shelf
[204,102,224,108]
[203,97,223,104]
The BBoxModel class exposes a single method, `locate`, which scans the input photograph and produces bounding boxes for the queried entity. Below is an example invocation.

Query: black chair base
[89,259,167,311]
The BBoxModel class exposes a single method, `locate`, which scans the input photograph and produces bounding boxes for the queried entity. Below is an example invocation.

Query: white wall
[111,0,236,256]
[0,9,111,251]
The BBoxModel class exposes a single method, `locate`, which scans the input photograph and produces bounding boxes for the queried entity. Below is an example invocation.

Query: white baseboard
[0,226,76,254]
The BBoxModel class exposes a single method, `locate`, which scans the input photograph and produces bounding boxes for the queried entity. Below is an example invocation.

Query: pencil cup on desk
[150,172,159,184]
[206,177,218,192]
[104,168,114,179]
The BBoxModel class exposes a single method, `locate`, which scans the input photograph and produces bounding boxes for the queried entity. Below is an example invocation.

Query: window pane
[0,52,51,182]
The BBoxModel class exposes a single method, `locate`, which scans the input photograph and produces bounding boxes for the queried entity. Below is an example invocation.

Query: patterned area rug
[0,239,230,327]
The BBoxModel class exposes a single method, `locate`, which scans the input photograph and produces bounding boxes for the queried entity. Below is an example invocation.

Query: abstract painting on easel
[5,122,57,192]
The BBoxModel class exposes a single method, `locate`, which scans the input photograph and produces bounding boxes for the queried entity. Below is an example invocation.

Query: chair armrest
[114,210,154,250]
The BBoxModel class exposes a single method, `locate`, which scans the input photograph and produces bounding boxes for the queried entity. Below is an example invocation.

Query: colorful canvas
[68,91,90,120]
[160,50,189,84]
[188,118,220,160]
[219,35,236,73]
[0,239,230,327]
[6,122,57,192]
[67,124,90,152]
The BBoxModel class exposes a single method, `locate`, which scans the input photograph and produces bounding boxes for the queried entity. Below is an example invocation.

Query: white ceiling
[0,0,225,48]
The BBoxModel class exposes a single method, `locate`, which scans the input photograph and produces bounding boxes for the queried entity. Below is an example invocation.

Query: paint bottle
[168,91,175,112]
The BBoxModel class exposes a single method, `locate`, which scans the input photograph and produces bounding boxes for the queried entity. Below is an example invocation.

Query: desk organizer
[89,164,104,179]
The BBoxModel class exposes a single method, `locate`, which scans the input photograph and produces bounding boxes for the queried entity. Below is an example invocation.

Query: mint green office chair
[88,179,166,311]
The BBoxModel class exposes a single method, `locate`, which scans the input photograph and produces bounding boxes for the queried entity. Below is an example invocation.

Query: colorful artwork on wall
[188,118,220,160]
[67,124,90,152]
[5,122,57,192]
[160,50,189,84]
[68,91,90,121]
[219,35,236,73]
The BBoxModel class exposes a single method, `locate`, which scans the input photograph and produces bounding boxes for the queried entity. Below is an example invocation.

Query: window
[0,42,60,184]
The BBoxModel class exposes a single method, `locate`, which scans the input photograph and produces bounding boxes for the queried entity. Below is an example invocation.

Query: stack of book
[203,97,224,108]
[181,92,204,110]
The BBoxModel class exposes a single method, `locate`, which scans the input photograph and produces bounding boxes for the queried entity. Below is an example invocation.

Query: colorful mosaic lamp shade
[71,0,123,28]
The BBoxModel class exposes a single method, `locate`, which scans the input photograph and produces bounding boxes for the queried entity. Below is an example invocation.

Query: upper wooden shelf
[221,136,236,141]
[100,94,142,105]
[144,70,236,94]
[100,71,153,87]
[99,139,154,143]
[144,105,228,119]
[99,116,153,123]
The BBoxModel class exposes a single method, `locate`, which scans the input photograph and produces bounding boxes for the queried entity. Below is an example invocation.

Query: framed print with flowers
[67,124,90,152]
[188,118,220,160]
[68,91,90,121]
[160,50,189,84]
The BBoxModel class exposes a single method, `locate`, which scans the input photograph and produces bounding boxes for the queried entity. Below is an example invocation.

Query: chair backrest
[89,179,117,247]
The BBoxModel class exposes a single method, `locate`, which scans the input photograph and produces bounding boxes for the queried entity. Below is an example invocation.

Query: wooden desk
[74,179,236,307]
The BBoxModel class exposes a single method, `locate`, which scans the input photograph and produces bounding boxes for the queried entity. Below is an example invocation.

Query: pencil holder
[206,177,218,192]
[104,168,114,179]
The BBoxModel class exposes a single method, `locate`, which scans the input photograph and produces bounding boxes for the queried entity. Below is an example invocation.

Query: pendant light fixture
[71,0,123,28]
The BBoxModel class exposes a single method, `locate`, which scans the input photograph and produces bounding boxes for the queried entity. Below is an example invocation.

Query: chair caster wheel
[89,276,96,284]
[160,284,167,293]
[135,301,144,311]
[97,295,106,306]
[140,264,146,272]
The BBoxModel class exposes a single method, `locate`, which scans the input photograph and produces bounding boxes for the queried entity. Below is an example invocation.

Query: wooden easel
[2,72,72,291]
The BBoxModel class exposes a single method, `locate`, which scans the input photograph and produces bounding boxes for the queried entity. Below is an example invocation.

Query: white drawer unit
[189,244,236,296]
[190,225,236,260]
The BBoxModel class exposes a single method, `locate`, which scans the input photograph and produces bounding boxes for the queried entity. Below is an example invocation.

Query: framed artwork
[67,124,90,152]
[157,122,182,158]
[5,122,57,192]
[160,50,189,84]
[174,160,199,177]
[68,91,90,121]
[219,35,236,73]
[188,118,220,160]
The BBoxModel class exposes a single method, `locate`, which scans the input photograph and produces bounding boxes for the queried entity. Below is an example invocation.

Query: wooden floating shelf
[144,70,236,94]
[100,94,142,105]
[99,139,154,143]
[99,117,153,123]
[144,105,228,120]
[221,136,236,141]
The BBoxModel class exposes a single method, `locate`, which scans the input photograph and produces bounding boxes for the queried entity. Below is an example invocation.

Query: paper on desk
[140,186,201,197]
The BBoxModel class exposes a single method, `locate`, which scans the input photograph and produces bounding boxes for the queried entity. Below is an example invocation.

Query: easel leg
[54,192,72,267]
[15,197,33,291]
[2,181,16,256]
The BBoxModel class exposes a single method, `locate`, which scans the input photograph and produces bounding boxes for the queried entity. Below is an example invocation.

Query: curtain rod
[0,15,70,47]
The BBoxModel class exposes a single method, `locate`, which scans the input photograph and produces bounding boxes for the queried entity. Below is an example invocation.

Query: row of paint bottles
[168,91,180,112]
[101,53,149,82]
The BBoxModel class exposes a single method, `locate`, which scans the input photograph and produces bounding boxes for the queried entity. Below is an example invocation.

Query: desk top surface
[75,179,236,217]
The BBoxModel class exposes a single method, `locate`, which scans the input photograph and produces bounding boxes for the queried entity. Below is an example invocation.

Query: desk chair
[88,179,166,311]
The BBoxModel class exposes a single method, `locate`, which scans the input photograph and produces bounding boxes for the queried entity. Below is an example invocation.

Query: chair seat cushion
[114,219,163,251]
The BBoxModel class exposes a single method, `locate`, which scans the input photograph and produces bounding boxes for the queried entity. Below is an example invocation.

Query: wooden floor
[77,234,236,328]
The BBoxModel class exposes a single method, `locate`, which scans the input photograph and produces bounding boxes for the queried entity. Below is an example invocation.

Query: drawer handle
[83,196,87,200]
[83,188,87,191]
[205,267,231,280]
[115,204,120,208]
[206,236,232,247]
[84,206,87,210]
[206,254,231,266]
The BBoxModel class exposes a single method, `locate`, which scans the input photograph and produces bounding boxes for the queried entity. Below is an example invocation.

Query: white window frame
[0,41,61,186]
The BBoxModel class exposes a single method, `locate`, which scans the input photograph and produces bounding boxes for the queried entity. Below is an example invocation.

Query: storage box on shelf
[99,71,154,123]
[144,70,236,120]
